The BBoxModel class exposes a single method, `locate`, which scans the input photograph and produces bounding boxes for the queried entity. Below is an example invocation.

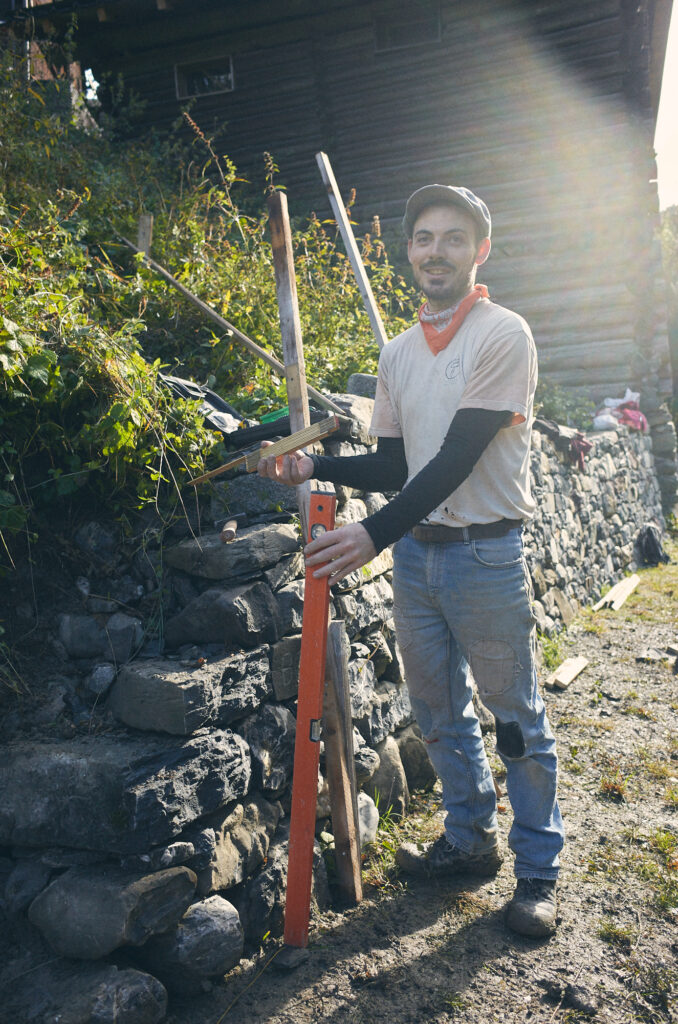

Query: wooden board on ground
[546,655,589,691]
[592,574,640,612]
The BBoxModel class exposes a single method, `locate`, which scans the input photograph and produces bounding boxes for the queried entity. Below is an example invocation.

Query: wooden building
[4,0,678,504]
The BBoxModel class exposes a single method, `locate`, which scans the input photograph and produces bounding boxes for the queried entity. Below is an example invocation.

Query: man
[257,185,564,938]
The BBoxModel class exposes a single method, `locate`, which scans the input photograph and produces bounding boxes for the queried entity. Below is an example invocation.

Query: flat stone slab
[28,865,197,959]
[164,523,299,580]
[0,960,167,1024]
[109,648,272,734]
[0,731,251,855]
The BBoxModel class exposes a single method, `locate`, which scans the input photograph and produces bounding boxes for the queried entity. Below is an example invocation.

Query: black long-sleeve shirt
[310,406,511,553]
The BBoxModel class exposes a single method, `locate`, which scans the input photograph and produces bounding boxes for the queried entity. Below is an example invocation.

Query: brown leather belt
[410,519,522,543]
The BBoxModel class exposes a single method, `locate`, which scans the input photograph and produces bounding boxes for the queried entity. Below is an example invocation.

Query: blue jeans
[392,529,564,879]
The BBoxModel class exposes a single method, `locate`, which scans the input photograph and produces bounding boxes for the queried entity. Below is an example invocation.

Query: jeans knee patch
[496,719,525,759]
[469,639,515,697]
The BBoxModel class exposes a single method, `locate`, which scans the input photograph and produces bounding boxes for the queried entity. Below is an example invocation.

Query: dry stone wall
[0,392,666,1024]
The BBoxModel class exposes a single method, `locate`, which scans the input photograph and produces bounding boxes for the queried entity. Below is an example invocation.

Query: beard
[414,260,476,310]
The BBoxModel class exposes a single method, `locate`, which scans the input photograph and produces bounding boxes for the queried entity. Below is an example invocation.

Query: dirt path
[166,549,678,1024]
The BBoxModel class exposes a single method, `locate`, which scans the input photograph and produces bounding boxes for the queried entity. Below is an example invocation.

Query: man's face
[407,204,484,311]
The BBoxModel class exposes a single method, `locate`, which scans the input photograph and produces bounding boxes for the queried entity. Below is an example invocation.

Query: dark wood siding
[24,0,673,402]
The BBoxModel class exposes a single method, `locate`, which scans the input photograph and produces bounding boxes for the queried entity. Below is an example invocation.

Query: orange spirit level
[283,490,337,948]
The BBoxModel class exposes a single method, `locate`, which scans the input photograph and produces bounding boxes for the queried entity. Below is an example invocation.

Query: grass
[597,918,636,948]
[361,787,441,893]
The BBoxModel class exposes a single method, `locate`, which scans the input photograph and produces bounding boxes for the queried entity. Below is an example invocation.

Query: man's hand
[304,522,377,583]
[256,442,314,486]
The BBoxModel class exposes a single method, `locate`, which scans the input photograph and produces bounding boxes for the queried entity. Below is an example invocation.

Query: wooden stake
[323,621,362,905]
[316,152,389,351]
[267,189,312,538]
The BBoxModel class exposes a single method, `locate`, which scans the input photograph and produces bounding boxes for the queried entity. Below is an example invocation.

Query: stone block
[134,895,244,994]
[365,736,409,818]
[395,724,437,791]
[58,613,107,659]
[164,523,299,580]
[28,865,196,959]
[326,393,376,443]
[164,581,281,649]
[196,795,281,895]
[357,792,379,847]
[334,575,394,637]
[0,961,167,1024]
[109,648,271,734]
[105,612,144,663]
[346,372,377,398]
[356,680,412,746]
[239,704,296,796]
[0,731,251,855]
[264,550,305,591]
[271,635,302,700]
[210,474,298,521]
[276,580,305,635]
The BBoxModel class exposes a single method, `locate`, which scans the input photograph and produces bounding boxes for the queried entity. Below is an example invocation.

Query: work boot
[505,878,558,937]
[395,834,503,879]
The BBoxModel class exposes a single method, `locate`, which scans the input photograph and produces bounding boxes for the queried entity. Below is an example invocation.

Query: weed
[600,769,627,802]
[540,632,564,671]
[597,917,635,948]
[664,785,678,808]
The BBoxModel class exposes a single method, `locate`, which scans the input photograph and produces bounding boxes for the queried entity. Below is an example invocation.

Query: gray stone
[196,795,281,895]
[134,895,244,994]
[3,857,54,914]
[276,579,306,635]
[395,724,437,791]
[264,550,305,591]
[346,372,378,398]
[335,497,368,525]
[356,680,412,746]
[164,581,281,649]
[121,841,196,873]
[363,492,389,516]
[347,656,378,717]
[164,523,299,580]
[28,865,196,959]
[334,547,394,592]
[109,648,271,734]
[327,393,376,444]
[0,961,167,1024]
[334,575,394,636]
[365,736,410,819]
[85,662,117,696]
[352,727,380,786]
[357,792,379,847]
[234,825,329,944]
[0,731,251,855]
[239,705,296,796]
[271,635,302,700]
[104,612,144,663]
[211,474,298,521]
[58,613,107,658]
[362,630,393,676]
[74,521,119,563]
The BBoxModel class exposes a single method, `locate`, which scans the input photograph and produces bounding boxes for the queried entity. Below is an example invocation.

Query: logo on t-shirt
[445,356,461,381]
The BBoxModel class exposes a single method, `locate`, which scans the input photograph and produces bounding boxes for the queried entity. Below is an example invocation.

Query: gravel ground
[169,551,678,1024]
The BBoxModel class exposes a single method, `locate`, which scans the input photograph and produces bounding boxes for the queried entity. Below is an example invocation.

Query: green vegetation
[0,55,417,565]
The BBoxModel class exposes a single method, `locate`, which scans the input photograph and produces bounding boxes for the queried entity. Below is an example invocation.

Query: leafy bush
[0,54,418,561]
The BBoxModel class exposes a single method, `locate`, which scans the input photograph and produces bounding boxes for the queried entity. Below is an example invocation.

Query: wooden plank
[316,152,389,351]
[267,189,312,539]
[592,574,640,611]
[186,415,339,486]
[323,621,362,906]
[136,213,154,257]
[545,656,589,691]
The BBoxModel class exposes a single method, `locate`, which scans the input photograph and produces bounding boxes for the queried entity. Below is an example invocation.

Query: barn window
[374,1,441,52]
[174,56,234,99]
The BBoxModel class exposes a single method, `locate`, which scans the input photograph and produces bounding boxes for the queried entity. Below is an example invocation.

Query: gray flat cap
[403,185,491,240]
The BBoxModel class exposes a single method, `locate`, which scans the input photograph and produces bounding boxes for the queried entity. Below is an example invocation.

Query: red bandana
[419,284,489,355]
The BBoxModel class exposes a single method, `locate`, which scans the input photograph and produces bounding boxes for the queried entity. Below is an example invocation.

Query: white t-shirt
[369,297,537,527]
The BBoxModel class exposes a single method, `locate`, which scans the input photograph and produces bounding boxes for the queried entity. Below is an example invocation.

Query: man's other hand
[304,522,377,583]
[256,441,314,486]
